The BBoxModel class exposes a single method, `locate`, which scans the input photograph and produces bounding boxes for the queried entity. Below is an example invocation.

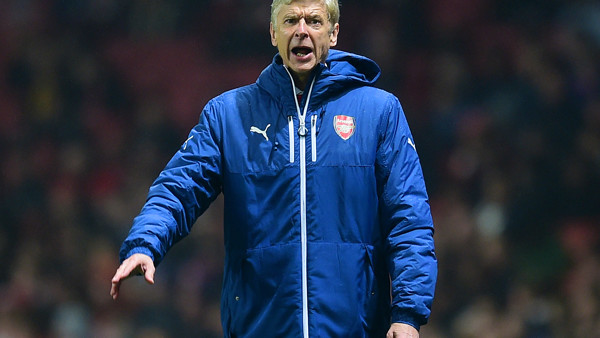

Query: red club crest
[334,115,356,140]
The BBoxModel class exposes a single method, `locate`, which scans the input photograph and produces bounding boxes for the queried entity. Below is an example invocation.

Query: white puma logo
[250,124,271,141]
[408,138,417,151]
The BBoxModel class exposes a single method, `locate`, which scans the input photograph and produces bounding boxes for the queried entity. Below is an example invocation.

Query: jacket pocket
[224,244,303,337]
[362,244,381,326]
[307,242,384,336]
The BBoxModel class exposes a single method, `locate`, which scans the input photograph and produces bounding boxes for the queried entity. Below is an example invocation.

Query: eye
[283,17,298,25]
[309,19,321,26]
[306,17,323,28]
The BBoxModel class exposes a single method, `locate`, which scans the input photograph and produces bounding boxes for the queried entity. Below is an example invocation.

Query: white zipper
[311,114,317,162]
[288,116,295,163]
[284,67,316,338]
[299,119,309,338]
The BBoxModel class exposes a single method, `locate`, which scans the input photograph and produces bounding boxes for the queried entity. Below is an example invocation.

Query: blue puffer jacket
[120,49,437,337]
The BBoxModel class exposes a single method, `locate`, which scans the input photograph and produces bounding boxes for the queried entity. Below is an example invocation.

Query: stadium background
[0,0,599,336]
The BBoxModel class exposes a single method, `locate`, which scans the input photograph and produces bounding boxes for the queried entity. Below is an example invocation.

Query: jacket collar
[256,50,381,112]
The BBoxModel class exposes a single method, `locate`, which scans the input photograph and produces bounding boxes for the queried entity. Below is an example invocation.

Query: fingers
[110,253,155,300]
[110,278,121,300]
[386,323,419,338]
[143,262,155,285]
[110,261,132,300]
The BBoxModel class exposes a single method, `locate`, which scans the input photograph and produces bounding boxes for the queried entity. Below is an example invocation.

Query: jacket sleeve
[376,96,437,330]
[119,101,223,265]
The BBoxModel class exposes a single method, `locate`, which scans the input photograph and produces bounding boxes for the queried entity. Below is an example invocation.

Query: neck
[291,72,309,91]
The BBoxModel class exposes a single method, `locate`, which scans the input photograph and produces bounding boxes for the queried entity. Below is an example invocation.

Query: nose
[295,18,308,38]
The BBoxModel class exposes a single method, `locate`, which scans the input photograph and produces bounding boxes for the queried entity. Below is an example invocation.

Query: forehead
[277,0,328,18]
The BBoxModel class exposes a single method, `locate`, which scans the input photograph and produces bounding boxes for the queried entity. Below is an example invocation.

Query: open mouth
[292,46,313,57]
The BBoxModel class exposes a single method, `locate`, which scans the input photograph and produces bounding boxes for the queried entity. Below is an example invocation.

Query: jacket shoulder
[200,83,263,118]
[338,86,401,114]
[354,85,396,101]
[211,83,261,105]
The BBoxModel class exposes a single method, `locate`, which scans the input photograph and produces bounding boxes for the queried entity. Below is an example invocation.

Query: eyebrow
[281,12,327,23]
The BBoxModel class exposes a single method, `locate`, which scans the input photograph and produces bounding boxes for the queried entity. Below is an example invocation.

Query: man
[111,0,437,337]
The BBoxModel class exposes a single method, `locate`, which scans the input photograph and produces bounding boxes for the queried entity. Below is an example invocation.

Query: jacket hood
[257,49,381,108]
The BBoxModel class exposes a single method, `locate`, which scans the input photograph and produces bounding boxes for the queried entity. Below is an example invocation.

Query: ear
[270,22,277,47]
[329,23,339,47]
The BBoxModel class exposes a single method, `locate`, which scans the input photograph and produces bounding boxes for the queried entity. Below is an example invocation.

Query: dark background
[1,0,599,336]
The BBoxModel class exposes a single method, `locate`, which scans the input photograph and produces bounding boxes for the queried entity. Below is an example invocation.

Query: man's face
[270,0,339,84]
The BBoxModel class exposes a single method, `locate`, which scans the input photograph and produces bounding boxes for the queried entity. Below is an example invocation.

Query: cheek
[275,37,288,54]
[318,37,331,53]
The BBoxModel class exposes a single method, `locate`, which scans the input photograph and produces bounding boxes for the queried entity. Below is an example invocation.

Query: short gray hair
[270,0,340,33]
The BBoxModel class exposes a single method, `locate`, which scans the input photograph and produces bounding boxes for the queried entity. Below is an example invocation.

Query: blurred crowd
[1,0,599,337]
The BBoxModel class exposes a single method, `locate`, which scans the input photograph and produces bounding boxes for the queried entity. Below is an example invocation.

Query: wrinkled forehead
[271,0,331,24]
[279,2,328,18]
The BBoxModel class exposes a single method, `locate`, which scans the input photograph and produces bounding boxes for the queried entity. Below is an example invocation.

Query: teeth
[297,52,306,57]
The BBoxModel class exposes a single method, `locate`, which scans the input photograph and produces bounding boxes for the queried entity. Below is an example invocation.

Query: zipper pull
[298,122,308,137]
